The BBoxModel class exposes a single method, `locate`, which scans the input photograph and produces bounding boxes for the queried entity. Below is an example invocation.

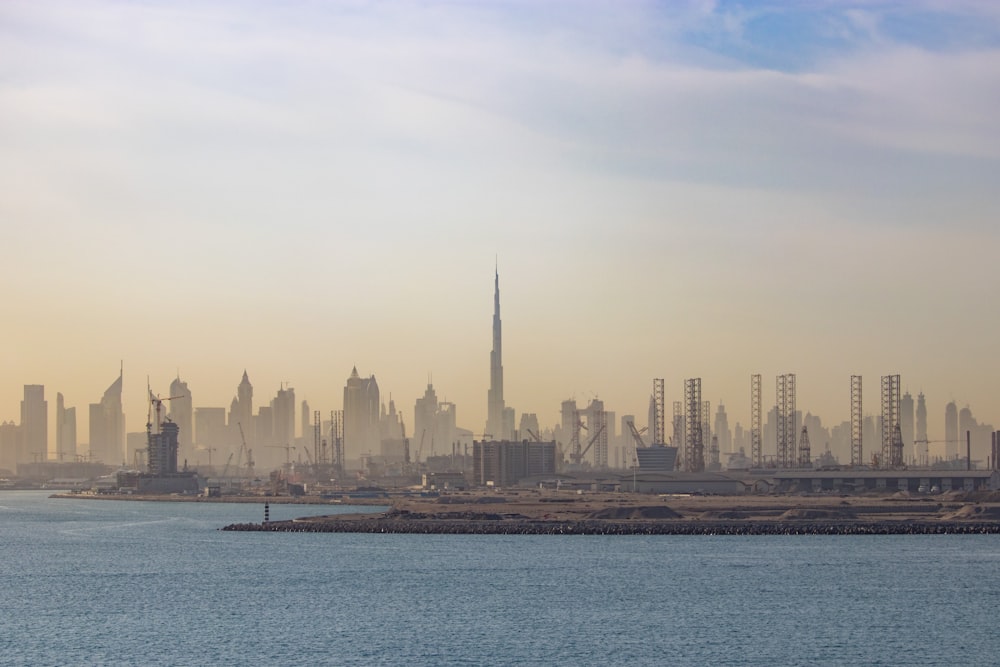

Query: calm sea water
[2,490,1000,666]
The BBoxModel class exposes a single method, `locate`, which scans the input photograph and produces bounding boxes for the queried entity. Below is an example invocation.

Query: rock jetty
[220,492,1000,536]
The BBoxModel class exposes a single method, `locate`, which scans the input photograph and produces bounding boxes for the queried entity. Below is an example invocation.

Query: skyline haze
[1,1,998,458]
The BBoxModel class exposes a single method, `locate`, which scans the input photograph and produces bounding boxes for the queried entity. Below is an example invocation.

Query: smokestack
[967,430,971,471]
[992,432,997,472]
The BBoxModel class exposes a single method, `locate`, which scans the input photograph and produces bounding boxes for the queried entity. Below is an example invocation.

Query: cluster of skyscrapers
[1,271,996,477]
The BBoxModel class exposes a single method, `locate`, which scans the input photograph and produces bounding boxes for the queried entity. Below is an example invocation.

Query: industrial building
[472,440,556,487]
[771,469,1000,493]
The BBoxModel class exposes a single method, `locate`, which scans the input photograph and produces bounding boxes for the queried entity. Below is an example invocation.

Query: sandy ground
[314,489,1000,523]
[55,488,1000,524]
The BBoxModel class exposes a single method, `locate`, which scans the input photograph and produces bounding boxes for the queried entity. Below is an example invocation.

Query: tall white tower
[486,268,507,440]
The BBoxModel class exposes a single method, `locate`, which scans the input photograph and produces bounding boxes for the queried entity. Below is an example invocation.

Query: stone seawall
[222,518,1000,536]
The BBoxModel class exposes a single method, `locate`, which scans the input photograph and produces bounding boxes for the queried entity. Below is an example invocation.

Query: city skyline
[2,1,998,455]
[1,350,995,465]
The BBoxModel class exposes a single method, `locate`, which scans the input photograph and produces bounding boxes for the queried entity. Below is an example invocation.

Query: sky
[2,0,999,459]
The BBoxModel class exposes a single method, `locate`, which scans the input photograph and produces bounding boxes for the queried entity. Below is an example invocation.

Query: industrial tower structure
[486,268,508,441]
[330,409,344,478]
[652,379,665,446]
[798,426,811,467]
[881,374,902,468]
[684,378,704,473]
[851,375,863,467]
[750,374,762,468]
[776,373,796,468]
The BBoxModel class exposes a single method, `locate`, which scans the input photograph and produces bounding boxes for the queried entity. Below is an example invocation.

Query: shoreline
[217,489,1000,535]
[221,517,1000,535]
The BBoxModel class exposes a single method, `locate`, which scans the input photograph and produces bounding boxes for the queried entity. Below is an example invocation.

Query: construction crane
[415,430,426,464]
[146,387,186,434]
[526,428,543,443]
[238,422,254,477]
[266,444,296,468]
[627,422,648,448]
[220,452,234,479]
[401,417,411,465]
[570,424,606,466]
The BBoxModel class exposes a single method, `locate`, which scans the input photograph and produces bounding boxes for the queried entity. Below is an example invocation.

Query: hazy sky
[2,1,998,455]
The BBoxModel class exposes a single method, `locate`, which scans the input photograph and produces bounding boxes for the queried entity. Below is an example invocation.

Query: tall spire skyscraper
[486,268,506,440]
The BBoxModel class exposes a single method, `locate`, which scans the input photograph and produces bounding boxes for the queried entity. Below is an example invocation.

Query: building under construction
[117,392,199,494]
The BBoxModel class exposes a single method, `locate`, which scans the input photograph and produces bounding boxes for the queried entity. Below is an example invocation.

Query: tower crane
[238,422,255,478]
[266,444,296,468]
[147,386,185,432]
[220,452,234,479]
[627,422,648,448]
[570,424,606,466]
[415,430,426,464]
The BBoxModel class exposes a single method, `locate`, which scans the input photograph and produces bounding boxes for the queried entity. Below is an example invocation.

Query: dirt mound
[779,508,857,521]
[939,505,1000,521]
[586,506,682,520]
[437,495,507,504]
[698,510,747,520]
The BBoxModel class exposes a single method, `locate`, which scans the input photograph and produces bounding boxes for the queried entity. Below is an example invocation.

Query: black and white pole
[264,501,270,524]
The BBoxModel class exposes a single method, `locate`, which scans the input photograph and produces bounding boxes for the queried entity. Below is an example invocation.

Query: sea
[2,490,1000,666]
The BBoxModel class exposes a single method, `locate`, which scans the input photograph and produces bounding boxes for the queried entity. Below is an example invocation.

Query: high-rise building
[585,398,609,468]
[169,376,192,461]
[343,367,380,462]
[900,392,914,463]
[271,385,296,447]
[486,269,509,440]
[380,397,403,442]
[300,400,310,444]
[55,392,77,461]
[915,392,928,465]
[228,371,254,448]
[194,407,227,448]
[0,421,24,472]
[89,370,124,465]
[21,385,48,462]
[714,403,732,454]
[519,413,540,441]
[414,383,439,449]
[945,401,959,460]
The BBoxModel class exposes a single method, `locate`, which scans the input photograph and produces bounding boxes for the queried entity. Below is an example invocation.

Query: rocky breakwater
[220,504,1000,536]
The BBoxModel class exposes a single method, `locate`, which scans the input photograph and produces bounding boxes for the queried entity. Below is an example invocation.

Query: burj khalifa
[486,268,507,440]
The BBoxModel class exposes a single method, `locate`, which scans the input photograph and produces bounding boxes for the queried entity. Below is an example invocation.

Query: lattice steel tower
[330,409,344,478]
[685,378,704,473]
[776,374,796,468]
[751,374,762,468]
[851,375,863,467]
[652,379,665,446]
[881,375,901,468]
[798,426,811,467]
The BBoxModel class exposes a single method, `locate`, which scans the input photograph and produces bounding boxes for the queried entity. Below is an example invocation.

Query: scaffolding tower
[330,410,344,478]
[751,374,762,468]
[653,379,665,446]
[702,400,711,460]
[851,375,863,467]
[776,373,796,468]
[313,410,322,466]
[881,374,901,468]
[685,378,704,473]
